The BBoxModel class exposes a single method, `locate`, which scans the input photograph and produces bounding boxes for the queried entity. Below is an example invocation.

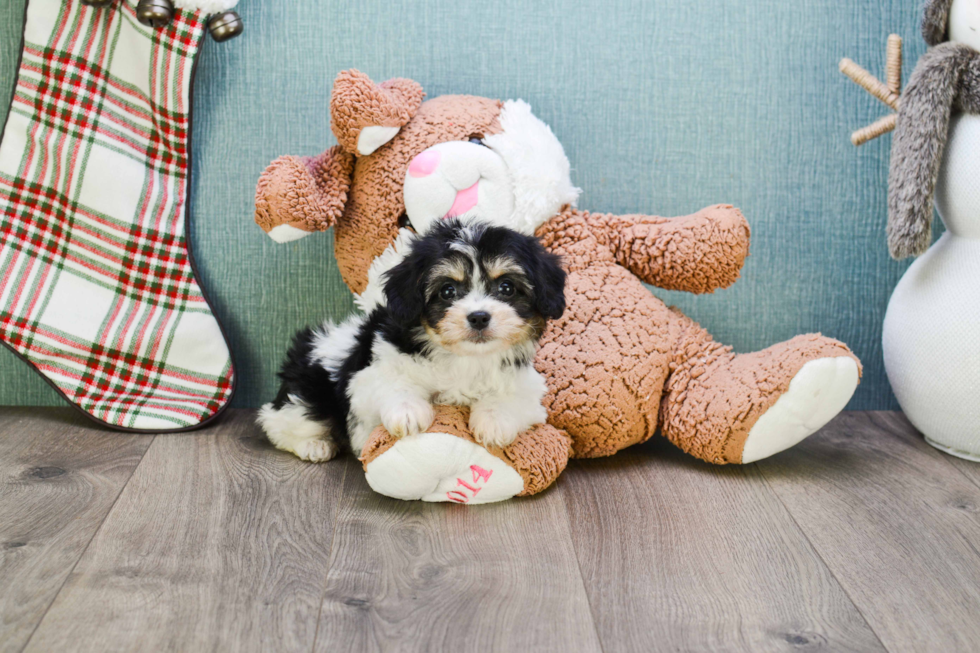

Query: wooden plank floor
[2,409,978,652]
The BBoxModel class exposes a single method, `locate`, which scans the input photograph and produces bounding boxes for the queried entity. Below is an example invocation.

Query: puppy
[257,219,567,462]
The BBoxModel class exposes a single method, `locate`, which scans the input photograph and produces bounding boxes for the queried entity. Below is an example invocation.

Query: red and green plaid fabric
[0,0,234,430]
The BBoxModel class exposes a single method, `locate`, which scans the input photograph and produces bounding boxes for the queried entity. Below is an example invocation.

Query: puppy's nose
[467,311,492,331]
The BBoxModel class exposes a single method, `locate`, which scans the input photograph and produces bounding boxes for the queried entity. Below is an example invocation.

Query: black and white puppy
[258,219,566,462]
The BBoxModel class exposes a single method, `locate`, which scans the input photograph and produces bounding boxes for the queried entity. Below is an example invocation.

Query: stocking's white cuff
[173,0,239,13]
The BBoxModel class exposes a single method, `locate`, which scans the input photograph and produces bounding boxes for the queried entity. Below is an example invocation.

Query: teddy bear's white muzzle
[403,141,515,234]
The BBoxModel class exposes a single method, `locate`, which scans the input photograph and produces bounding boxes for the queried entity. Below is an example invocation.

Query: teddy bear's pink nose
[408,150,441,178]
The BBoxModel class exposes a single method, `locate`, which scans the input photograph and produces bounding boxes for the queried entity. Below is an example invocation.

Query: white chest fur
[345,339,548,454]
[361,341,540,406]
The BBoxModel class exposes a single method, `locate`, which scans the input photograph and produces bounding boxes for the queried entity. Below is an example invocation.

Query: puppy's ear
[383,251,426,327]
[530,246,567,321]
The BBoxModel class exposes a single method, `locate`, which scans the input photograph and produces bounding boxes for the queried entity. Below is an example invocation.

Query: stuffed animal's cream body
[885,119,980,462]
[255,71,861,502]
[883,0,980,461]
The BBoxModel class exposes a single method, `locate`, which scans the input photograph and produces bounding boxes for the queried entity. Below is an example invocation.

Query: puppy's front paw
[294,439,338,463]
[469,408,521,449]
[382,399,435,439]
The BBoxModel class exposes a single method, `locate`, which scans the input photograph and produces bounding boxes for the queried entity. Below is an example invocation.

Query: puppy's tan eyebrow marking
[484,255,524,280]
[425,257,472,298]
[430,258,468,282]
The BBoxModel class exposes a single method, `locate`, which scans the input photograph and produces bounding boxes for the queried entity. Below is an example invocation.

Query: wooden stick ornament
[840,35,904,146]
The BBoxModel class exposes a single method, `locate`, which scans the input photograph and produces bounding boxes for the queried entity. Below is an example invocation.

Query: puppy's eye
[398,213,414,231]
[440,284,457,301]
[497,280,515,297]
[468,134,487,146]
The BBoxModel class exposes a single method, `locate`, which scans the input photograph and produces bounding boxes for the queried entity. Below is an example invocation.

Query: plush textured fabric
[482,100,582,233]
[254,70,863,498]
[333,94,503,293]
[254,75,499,257]
[534,207,860,462]
[589,206,751,294]
[329,70,424,155]
[888,43,980,259]
[360,405,570,497]
[254,145,354,234]
[923,0,954,46]
[660,328,860,463]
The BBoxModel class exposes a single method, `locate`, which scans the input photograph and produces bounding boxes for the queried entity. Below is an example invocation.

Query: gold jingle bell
[208,11,244,42]
[136,0,174,28]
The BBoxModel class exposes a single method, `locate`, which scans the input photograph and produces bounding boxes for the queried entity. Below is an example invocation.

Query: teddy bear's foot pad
[364,431,525,504]
[741,357,859,463]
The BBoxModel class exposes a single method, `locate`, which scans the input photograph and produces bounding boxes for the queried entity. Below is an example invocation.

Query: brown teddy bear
[254,70,862,504]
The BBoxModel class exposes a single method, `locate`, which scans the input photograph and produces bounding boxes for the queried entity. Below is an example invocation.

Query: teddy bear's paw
[381,400,435,439]
[741,357,860,463]
[294,439,339,463]
[364,432,525,504]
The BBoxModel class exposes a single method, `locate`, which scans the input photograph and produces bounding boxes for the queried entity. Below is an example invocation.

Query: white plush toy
[843,0,980,461]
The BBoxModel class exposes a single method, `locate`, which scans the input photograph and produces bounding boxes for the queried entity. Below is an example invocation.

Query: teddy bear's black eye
[440,284,457,301]
[497,280,515,297]
[398,213,413,230]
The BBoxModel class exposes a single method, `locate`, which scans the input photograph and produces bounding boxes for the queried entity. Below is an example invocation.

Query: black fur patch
[272,309,425,453]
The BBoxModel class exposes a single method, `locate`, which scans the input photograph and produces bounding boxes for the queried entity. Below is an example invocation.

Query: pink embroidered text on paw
[447,465,493,504]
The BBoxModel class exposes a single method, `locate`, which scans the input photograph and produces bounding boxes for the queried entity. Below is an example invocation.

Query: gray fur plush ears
[923,0,954,45]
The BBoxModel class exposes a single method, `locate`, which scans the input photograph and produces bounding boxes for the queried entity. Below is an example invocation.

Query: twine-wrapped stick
[840,35,903,146]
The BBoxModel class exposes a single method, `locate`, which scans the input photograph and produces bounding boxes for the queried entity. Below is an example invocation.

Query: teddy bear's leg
[660,309,861,464]
[360,406,571,504]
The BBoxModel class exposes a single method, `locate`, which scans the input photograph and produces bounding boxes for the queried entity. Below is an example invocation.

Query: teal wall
[0,0,929,411]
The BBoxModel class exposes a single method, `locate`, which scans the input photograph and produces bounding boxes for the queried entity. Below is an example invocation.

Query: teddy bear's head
[924,0,980,50]
[256,70,580,308]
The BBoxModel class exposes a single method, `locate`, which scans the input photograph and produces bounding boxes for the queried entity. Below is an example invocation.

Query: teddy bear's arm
[254,145,355,242]
[588,205,751,294]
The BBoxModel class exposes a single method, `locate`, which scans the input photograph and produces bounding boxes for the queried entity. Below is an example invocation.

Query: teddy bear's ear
[330,69,424,156]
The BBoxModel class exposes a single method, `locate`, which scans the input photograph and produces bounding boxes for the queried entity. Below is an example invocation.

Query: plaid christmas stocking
[0,0,239,431]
